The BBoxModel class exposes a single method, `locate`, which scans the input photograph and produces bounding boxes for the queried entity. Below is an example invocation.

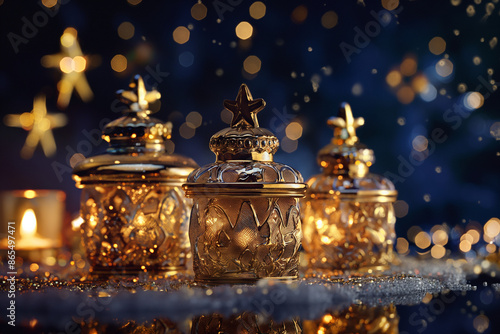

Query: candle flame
[21,209,37,238]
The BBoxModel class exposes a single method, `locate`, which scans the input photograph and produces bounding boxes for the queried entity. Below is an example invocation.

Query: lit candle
[15,209,55,250]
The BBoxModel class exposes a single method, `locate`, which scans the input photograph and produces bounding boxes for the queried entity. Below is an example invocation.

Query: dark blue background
[0,0,498,245]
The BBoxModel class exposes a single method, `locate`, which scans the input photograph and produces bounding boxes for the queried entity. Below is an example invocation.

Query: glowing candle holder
[302,304,399,334]
[72,75,198,276]
[0,190,65,263]
[183,84,306,284]
[301,103,397,273]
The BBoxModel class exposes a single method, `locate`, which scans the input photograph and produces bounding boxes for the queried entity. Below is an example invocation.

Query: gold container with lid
[183,84,306,283]
[73,75,198,276]
[301,103,397,273]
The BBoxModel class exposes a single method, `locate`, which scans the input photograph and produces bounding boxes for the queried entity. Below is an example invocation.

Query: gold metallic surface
[184,84,306,283]
[302,304,399,334]
[73,75,197,275]
[302,103,397,272]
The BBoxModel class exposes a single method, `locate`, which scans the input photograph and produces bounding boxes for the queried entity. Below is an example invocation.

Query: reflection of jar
[301,103,397,272]
[192,312,301,334]
[183,84,306,284]
[73,76,198,275]
[302,304,399,334]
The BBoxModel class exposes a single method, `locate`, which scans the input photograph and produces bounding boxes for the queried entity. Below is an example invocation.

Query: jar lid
[308,102,396,201]
[73,75,198,186]
[183,84,306,198]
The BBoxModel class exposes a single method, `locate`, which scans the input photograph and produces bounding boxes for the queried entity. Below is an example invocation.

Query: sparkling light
[24,190,36,199]
[173,26,190,44]
[41,28,94,108]
[321,11,338,29]
[3,95,67,158]
[235,21,253,40]
[249,1,266,20]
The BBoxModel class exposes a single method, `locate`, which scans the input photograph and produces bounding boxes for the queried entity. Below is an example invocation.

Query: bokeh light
[249,1,266,20]
[386,70,402,87]
[235,21,253,40]
[118,22,135,40]
[415,231,431,249]
[435,58,454,77]
[396,237,409,255]
[382,0,400,11]
[173,26,190,44]
[111,54,127,72]
[412,135,428,152]
[428,36,446,55]
[463,92,484,110]
[186,111,203,129]
[291,5,308,24]
[243,55,261,74]
[400,56,417,77]
[394,200,409,218]
[191,2,207,20]
[396,85,415,104]
[285,122,303,140]
[41,0,57,8]
[321,11,338,29]
[281,137,298,153]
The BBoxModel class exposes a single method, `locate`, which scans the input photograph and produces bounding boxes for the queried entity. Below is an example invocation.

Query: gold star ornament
[327,102,365,146]
[116,75,161,117]
[41,27,95,109]
[223,83,266,129]
[4,95,67,159]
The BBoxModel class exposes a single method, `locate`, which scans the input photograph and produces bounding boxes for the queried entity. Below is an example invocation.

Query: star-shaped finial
[223,84,266,129]
[4,95,67,159]
[327,102,364,145]
[116,75,161,116]
[41,27,95,109]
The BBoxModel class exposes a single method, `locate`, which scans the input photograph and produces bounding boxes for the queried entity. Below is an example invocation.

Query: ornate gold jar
[183,84,306,283]
[72,75,198,275]
[301,103,397,272]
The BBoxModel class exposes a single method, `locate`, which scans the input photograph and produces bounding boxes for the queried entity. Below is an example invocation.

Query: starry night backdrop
[0,1,499,256]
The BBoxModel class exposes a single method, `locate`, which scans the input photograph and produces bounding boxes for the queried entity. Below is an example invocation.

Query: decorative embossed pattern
[80,184,191,273]
[192,312,302,334]
[302,197,396,271]
[190,197,302,282]
[302,305,399,334]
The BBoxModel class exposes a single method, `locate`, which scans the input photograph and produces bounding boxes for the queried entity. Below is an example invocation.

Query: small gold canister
[73,75,198,275]
[302,103,397,272]
[183,84,306,283]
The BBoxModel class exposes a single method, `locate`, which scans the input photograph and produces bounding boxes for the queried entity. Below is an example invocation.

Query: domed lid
[73,75,198,186]
[183,84,305,198]
[309,102,396,201]
[318,102,374,178]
